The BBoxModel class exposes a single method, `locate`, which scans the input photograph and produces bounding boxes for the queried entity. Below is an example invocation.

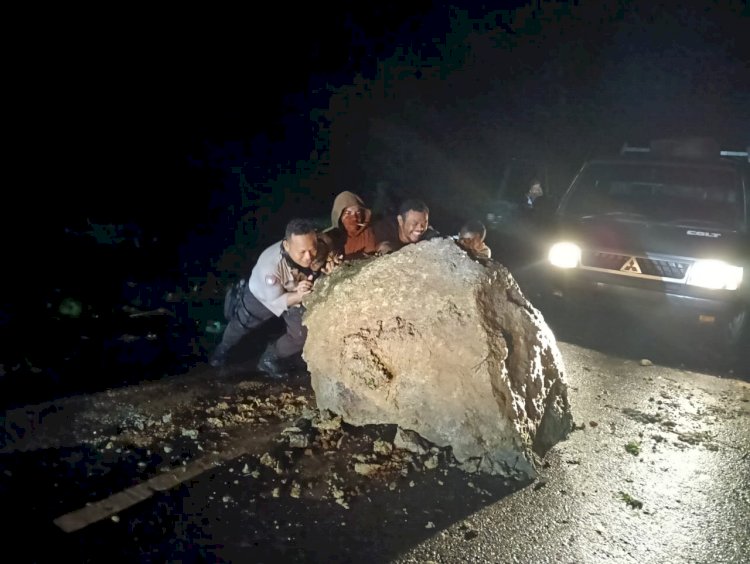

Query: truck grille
[583,251,690,280]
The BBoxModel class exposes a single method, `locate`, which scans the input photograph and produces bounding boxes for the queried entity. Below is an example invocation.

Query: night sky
[12,1,750,281]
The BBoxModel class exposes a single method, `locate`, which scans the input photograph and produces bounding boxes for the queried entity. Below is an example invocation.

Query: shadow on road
[40,461,525,563]
[533,294,749,382]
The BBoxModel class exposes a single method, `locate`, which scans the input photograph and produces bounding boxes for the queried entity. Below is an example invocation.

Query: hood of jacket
[330,191,372,234]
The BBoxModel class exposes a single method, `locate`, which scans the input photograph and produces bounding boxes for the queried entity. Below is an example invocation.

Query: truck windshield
[561,161,743,228]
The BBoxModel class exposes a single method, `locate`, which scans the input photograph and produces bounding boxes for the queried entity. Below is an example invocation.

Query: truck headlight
[548,242,581,269]
[686,260,743,290]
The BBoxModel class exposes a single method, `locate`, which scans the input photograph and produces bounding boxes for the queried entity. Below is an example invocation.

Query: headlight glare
[548,242,581,269]
[686,260,743,290]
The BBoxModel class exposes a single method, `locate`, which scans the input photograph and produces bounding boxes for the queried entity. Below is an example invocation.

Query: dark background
[17,1,749,254]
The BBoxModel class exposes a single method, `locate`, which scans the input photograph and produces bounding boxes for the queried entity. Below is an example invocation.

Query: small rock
[354,463,382,476]
[281,426,310,449]
[423,455,439,470]
[459,458,480,473]
[314,414,342,431]
[639,359,653,367]
[394,428,430,455]
[290,481,302,498]
[373,439,393,456]
[260,453,276,468]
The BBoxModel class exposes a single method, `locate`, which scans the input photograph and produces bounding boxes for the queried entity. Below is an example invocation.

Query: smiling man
[209,218,321,377]
[379,198,441,253]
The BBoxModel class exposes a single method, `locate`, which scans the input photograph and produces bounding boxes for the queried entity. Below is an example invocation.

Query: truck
[543,137,749,354]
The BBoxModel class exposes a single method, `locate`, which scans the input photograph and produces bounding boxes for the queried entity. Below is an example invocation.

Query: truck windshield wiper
[579,212,648,221]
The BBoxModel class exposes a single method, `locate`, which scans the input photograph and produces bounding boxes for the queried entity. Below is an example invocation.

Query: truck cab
[544,138,749,349]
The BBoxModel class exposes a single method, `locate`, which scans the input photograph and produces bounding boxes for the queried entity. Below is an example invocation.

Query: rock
[281,426,311,449]
[423,455,439,470]
[303,239,572,479]
[313,413,342,431]
[394,427,430,455]
[373,439,393,456]
[354,463,382,476]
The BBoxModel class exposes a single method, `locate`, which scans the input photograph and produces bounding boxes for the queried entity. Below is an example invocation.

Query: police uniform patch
[265,275,279,286]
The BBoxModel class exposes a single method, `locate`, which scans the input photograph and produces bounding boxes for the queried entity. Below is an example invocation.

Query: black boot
[209,343,231,368]
[285,353,309,375]
[256,345,288,379]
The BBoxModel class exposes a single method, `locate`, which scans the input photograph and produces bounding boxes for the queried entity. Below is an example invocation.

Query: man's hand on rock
[321,252,343,274]
[288,275,314,306]
[375,241,394,256]
[297,276,314,294]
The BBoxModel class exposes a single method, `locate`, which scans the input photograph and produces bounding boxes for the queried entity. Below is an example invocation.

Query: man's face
[283,232,318,268]
[529,183,543,199]
[397,210,428,244]
[458,232,483,253]
[340,205,365,235]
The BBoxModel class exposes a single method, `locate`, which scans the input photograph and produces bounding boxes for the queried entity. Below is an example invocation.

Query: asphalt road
[2,326,748,563]
[395,341,750,564]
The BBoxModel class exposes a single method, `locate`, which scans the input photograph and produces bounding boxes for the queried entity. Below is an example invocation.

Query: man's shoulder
[318,228,346,254]
[259,239,283,256]
[254,240,284,270]
[371,215,397,241]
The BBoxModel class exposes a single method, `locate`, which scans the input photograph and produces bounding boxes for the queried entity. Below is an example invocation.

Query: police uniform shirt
[248,241,309,317]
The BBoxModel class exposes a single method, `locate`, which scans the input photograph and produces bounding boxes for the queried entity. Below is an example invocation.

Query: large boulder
[302,238,572,479]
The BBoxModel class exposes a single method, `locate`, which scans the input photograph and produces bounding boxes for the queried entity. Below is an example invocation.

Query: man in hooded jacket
[322,191,390,259]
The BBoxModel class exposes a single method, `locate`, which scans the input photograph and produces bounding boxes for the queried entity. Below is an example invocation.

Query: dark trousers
[219,287,306,358]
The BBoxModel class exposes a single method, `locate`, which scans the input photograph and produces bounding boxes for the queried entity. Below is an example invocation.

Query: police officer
[209,218,320,377]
